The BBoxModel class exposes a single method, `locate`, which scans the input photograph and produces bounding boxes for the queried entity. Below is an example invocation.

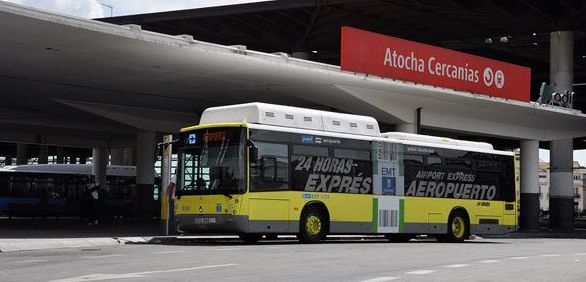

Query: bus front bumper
[175,214,249,234]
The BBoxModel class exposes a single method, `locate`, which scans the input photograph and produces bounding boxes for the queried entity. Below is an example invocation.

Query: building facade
[538,161,586,213]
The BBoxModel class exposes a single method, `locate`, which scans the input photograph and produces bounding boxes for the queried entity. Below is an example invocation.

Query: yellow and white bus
[174,103,517,243]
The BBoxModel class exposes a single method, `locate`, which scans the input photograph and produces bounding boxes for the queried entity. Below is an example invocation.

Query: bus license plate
[194,217,217,224]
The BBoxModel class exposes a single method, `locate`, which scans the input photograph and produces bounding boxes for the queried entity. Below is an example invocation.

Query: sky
[3,1,586,166]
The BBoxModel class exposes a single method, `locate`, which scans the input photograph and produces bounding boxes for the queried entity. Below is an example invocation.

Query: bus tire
[239,233,262,244]
[298,206,328,243]
[441,210,469,243]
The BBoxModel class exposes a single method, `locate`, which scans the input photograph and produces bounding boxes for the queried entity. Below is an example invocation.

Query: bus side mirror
[249,141,259,163]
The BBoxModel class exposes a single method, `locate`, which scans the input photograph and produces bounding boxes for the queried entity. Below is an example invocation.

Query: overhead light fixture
[499,36,509,43]
[311,50,318,54]
[532,32,537,36]
[484,38,493,44]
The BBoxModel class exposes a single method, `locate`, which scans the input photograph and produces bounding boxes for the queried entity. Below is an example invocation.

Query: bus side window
[501,157,516,202]
[403,154,424,166]
[250,142,289,191]
[446,157,472,170]
[426,155,442,166]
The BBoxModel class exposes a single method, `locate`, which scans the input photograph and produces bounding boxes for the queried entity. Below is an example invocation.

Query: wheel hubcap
[306,215,321,236]
[452,217,465,238]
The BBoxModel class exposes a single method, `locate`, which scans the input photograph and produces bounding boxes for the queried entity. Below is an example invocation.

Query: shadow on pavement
[0,217,159,239]
[138,235,508,247]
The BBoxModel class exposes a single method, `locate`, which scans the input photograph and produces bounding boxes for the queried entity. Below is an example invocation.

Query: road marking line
[47,264,237,282]
[478,260,500,263]
[13,260,49,264]
[154,251,189,254]
[575,260,581,262]
[444,264,469,268]
[538,254,562,257]
[135,264,238,275]
[508,257,528,260]
[80,255,125,259]
[360,277,400,282]
[405,270,436,275]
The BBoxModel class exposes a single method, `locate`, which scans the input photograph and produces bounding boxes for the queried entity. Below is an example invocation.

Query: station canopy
[102,0,586,106]
[0,0,585,151]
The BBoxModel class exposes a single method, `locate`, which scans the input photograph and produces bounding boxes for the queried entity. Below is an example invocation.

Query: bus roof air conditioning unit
[199,103,381,136]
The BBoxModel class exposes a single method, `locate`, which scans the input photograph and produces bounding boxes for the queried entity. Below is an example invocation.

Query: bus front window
[179,127,246,195]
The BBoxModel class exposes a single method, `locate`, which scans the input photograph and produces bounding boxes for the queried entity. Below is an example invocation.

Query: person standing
[84,183,100,226]
[163,174,177,234]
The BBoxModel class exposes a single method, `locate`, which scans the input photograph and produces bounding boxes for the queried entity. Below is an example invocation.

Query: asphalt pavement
[1,237,586,282]
[2,217,586,282]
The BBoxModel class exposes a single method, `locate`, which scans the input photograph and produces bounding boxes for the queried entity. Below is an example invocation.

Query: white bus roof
[381,132,494,150]
[0,164,136,177]
[198,102,508,155]
[199,102,381,137]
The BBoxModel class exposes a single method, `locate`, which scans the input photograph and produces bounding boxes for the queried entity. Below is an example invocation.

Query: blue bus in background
[0,164,137,219]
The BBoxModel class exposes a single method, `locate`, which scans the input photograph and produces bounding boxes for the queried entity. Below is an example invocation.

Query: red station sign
[340,27,531,102]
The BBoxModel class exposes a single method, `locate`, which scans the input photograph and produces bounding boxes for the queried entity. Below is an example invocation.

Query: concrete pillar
[55,147,64,164]
[550,31,573,92]
[396,108,420,134]
[131,146,137,166]
[38,145,49,164]
[396,123,417,134]
[122,148,133,166]
[16,144,28,165]
[549,30,574,229]
[110,148,133,165]
[135,130,156,221]
[520,140,540,230]
[92,148,108,187]
[110,148,124,165]
[549,139,574,229]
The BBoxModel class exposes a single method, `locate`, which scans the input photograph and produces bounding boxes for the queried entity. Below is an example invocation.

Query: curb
[3,232,585,252]
[0,237,150,253]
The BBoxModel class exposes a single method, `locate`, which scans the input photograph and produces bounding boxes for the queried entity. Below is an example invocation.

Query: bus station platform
[0,218,157,252]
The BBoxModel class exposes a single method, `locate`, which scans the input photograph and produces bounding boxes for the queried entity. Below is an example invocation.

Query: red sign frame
[340,27,531,102]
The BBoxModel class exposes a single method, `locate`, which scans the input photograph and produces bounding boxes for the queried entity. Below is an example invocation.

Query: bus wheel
[298,206,327,243]
[385,234,412,243]
[442,211,469,243]
[239,234,262,244]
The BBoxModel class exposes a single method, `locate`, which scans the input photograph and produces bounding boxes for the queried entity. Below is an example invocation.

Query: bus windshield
[178,127,246,195]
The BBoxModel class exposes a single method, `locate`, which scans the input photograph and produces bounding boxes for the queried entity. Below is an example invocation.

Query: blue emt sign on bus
[188,133,197,144]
